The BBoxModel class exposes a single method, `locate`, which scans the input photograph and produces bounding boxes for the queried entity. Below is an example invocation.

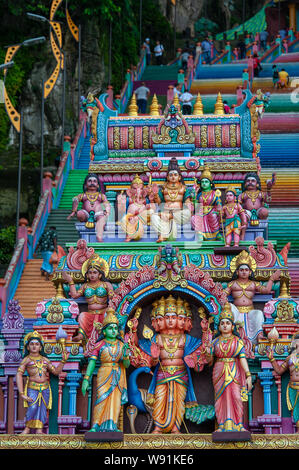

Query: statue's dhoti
[151,208,191,240]
[230,303,264,344]
[152,366,188,433]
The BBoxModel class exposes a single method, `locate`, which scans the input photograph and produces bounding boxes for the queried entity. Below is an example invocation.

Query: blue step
[259,134,299,168]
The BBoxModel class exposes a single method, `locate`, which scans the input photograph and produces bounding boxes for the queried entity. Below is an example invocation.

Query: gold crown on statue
[150,301,159,319]
[155,297,166,317]
[81,255,109,277]
[165,295,177,314]
[225,185,237,195]
[131,174,144,186]
[184,300,192,318]
[23,330,44,351]
[176,297,186,316]
[219,303,234,322]
[230,250,257,274]
[102,308,119,327]
[200,165,213,182]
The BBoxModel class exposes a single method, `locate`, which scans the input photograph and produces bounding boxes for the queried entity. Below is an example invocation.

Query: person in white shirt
[154,41,164,65]
[134,82,150,113]
[179,91,194,115]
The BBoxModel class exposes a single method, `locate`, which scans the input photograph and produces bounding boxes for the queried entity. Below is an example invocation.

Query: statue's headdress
[176,297,186,316]
[155,297,166,317]
[23,330,44,353]
[200,165,213,182]
[165,295,177,314]
[230,250,257,274]
[225,185,237,196]
[150,301,159,319]
[131,174,144,186]
[81,255,109,278]
[219,303,234,322]
[102,308,119,328]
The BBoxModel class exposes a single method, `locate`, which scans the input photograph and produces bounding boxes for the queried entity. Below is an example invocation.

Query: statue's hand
[21,394,33,403]
[271,270,281,282]
[61,271,73,284]
[67,211,76,220]
[151,343,160,359]
[82,379,89,396]
[185,354,196,368]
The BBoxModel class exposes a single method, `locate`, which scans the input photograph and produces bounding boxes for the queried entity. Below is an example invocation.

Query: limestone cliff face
[158,0,204,36]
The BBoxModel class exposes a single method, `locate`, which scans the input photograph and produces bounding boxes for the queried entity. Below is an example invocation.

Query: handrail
[0,238,25,315]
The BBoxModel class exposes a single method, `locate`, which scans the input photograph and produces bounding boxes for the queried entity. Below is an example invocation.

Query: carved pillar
[288,3,297,33]
[58,372,67,417]
[0,378,8,433]
[273,373,282,417]
[66,371,82,416]
[258,370,274,415]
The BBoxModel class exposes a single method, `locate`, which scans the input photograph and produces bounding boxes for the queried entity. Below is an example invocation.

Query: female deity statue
[16,331,69,434]
[62,256,114,343]
[220,186,247,246]
[226,250,281,344]
[67,173,110,242]
[150,157,193,243]
[117,175,156,242]
[267,333,299,433]
[204,303,252,434]
[191,166,222,241]
[82,308,130,434]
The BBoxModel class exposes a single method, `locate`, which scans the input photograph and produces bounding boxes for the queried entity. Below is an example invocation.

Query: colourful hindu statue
[127,296,207,434]
[225,250,281,344]
[150,157,193,243]
[267,333,299,433]
[117,175,156,242]
[67,173,111,242]
[82,308,130,434]
[204,303,252,434]
[62,255,114,343]
[238,172,274,226]
[220,186,247,246]
[191,165,222,241]
[16,331,69,434]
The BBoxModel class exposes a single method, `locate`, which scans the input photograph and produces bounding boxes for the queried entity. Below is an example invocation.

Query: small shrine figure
[117,175,156,242]
[67,173,111,242]
[267,333,299,433]
[226,250,281,344]
[204,303,252,437]
[191,165,222,241]
[82,309,130,437]
[220,186,247,246]
[62,255,114,343]
[126,296,208,434]
[238,172,275,227]
[16,331,69,434]
[254,89,271,119]
[150,157,193,243]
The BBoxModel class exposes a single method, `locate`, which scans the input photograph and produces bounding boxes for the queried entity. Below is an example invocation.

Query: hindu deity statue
[150,157,193,243]
[225,250,281,344]
[62,255,114,343]
[238,172,274,227]
[204,303,252,434]
[16,331,69,434]
[254,89,271,119]
[117,175,156,242]
[127,295,207,434]
[191,165,222,241]
[82,308,130,435]
[220,186,248,246]
[267,333,299,433]
[67,173,111,242]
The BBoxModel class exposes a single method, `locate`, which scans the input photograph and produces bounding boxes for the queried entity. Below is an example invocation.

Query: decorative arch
[109,265,227,331]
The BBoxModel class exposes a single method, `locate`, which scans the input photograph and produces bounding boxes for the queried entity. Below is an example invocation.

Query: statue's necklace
[166,186,179,201]
[245,190,259,204]
[29,355,44,377]
[86,192,100,205]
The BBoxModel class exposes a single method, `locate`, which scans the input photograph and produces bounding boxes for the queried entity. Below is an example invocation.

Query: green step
[58,169,88,209]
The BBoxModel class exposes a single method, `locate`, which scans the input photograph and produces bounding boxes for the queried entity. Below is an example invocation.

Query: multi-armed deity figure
[62,255,114,343]
[225,250,281,344]
[16,331,69,434]
[150,157,193,243]
[82,308,130,435]
[191,165,223,241]
[238,172,275,229]
[67,173,111,242]
[220,186,248,247]
[117,174,156,242]
[126,295,209,434]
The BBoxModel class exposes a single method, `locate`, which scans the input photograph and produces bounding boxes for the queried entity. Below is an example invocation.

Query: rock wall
[158,0,204,36]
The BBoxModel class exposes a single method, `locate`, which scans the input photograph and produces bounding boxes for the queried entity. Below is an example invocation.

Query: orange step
[14,259,57,319]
